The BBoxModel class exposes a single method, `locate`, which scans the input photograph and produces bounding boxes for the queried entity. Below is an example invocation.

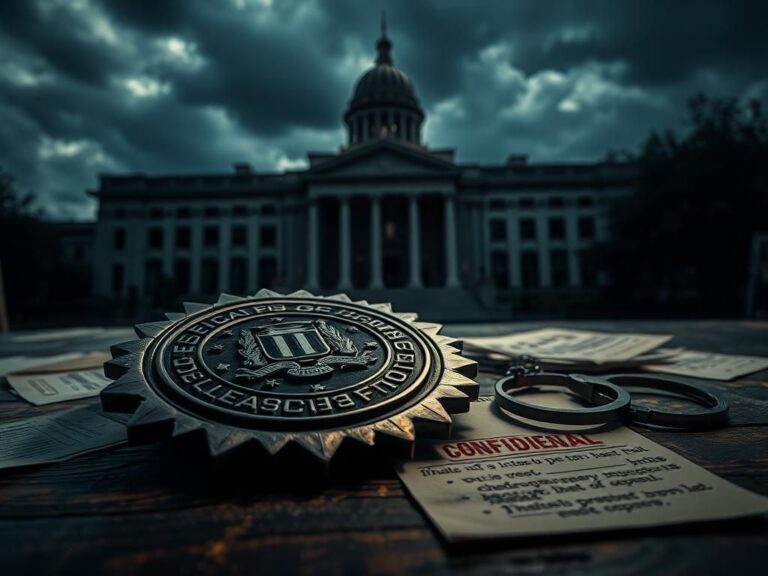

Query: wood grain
[1,321,767,575]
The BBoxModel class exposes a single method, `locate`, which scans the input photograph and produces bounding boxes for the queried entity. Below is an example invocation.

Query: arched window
[367,113,375,139]
[393,113,401,138]
[405,116,413,142]
[356,116,363,143]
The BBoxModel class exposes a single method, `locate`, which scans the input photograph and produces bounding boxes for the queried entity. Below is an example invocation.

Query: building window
[490,219,507,243]
[260,225,276,247]
[578,216,596,240]
[175,227,191,249]
[148,227,163,250]
[368,112,375,138]
[261,204,276,216]
[232,225,247,247]
[491,251,509,289]
[518,198,534,208]
[519,218,536,241]
[550,250,569,288]
[114,228,125,251]
[233,205,248,217]
[259,256,277,289]
[577,196,594,208]
[204,206,219,218]
[356,116,363,143]
[406,115,413,141]
[548,197,565,208]
[489,199,505,210]
[201,259,219,294]
[230,258,247,294]
[203,226,219,247]
[548,217,566,240]
[521,252,539,289]
[111,263,124,295]
[173,259,190,296]
[580,250,598,288]
[144,259,163,301]
[176,207,191,219]
[150,208,164,219]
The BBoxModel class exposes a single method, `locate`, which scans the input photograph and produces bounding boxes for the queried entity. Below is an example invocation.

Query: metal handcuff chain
[493,356,730,430]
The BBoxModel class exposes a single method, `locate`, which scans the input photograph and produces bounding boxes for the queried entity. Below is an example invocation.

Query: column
[508,206,522,288]
[339,197,352,290]
[408,195,422,288]
[248,210,259,292]
[190,215,202,294]
[444,195,460,287]
[536,212,551,288]
[218,219,231,293]
[566,211,581,287]
[370,196,383,289]
[307,201,319,290]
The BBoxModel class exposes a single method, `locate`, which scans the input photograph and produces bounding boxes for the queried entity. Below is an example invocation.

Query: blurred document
[7,369,112,405]
[0,407,126,471]
[645,350,768,381]
[467,328,671,363]
[0,353,84,378]
[395,399,768,542]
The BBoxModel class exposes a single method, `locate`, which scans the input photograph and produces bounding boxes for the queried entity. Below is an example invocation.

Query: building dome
[344,18,425,147]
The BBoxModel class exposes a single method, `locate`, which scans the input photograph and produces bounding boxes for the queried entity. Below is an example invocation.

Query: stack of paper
[465,328,768,381]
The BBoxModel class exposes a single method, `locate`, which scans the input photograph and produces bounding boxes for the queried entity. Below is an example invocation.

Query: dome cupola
[344,15,425,147]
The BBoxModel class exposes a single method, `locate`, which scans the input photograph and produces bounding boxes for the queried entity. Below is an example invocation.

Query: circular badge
[102,291,479,462]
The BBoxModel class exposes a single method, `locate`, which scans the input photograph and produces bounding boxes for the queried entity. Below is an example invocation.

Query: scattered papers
[0,407,127,472]
[467,328,672,364]
[6,369,112,406]
[395,399,768,542]
[645,350,768,381]
[8,352,110,375]
[0,353,85,378]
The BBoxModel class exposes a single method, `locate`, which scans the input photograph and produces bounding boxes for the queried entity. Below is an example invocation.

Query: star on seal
[101,289,479,464]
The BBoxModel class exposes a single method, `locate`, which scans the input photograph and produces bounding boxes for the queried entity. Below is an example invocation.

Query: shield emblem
[255,322,331,361]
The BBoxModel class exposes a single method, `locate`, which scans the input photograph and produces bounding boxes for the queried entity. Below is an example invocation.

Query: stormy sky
[0,0,765,219]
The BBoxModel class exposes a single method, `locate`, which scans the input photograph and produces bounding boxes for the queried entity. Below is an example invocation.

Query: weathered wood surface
[1,321,767,575]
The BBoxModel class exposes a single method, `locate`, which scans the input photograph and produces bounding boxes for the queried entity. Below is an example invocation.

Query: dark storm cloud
[0,0,765,218]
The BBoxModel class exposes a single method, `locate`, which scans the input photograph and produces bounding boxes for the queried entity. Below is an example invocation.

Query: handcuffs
[493,356,729,430]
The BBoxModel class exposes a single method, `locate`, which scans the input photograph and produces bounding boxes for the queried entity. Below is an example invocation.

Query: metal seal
[100,290,479,462]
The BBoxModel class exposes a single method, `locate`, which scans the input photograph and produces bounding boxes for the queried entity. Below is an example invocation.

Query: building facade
[91,28,635,317]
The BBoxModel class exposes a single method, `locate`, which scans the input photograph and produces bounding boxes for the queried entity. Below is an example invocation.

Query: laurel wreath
[237,329,266,367]
[315,320,357,355]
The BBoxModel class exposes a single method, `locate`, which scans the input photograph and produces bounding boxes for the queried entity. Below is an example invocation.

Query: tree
[598,95,768,316]
[0,170,58,326]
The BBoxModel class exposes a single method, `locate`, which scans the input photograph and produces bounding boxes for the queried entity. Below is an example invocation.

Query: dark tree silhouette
[598,95,768,316]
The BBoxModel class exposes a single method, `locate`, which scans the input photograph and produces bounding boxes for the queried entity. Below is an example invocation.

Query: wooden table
[1,321,767,575]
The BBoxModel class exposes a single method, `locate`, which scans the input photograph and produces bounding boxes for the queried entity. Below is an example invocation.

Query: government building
[90,27,635,319]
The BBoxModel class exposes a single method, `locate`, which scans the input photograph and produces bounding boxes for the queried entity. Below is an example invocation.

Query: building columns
[307,201,319,290]
[370,196,383,289]
[339,197,352,290]
[444,195,460,287]
[408,195,422,288]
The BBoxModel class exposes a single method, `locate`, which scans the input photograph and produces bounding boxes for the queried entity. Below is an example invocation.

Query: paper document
[467,328,672,363]
[7,369,112,405]
[395,399,768,542]
[0,353,85,378]
[645,350,768,381]
[0,407,127,471]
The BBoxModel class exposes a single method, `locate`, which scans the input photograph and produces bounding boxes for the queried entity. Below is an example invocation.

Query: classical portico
[306,185,460,291]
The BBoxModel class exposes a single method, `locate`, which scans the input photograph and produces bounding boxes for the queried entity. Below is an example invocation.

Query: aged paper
[644,349,768,381]
[7,369,112,405]
[0,353,85,378]
[467,328,672,363]
[395,399,768,542]
[0,407,127,471]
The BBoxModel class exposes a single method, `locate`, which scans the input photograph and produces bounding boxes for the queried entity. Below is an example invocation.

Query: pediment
[307,142,456,179]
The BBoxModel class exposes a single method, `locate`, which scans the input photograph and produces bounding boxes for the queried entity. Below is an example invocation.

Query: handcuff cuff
[493,356,729,430]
